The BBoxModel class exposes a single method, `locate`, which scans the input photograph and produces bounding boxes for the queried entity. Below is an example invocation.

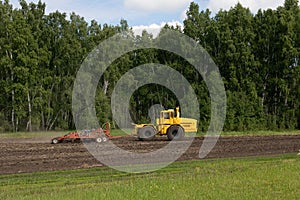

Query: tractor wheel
[102,137,108,142]
[138,126,156,141]
[52,138,59,144]
[95,137,103,143]
[167,125,184,140]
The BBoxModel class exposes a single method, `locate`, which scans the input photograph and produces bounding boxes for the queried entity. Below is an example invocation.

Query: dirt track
[1,135,300,174]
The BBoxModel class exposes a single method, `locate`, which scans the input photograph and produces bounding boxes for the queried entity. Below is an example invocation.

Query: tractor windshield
[163,112,170,119]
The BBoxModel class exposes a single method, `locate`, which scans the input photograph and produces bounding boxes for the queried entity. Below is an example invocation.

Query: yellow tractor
[133,107,197,141]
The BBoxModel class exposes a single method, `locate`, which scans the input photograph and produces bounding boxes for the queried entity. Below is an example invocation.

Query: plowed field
[1,135,300,174]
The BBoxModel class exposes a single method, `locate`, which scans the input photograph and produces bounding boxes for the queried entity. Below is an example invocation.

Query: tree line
[0,0,299,132]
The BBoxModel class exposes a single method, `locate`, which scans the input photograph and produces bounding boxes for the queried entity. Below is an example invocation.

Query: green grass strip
[1,154,300,199]
[1,129,300,139]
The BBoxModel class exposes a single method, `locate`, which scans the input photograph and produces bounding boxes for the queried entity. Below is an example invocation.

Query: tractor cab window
[163,112,170,119]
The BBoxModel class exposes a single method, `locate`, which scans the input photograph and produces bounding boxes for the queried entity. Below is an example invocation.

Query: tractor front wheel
[167,125,184,140]
[138,126,156,141]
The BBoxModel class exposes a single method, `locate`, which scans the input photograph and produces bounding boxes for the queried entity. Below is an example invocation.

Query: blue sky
[10,0,286,37]
[10,0,207,25]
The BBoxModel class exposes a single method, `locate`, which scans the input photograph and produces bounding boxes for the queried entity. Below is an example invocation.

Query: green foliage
[0,0,299,132]
[0,0,118,132]
[183,0,300,131]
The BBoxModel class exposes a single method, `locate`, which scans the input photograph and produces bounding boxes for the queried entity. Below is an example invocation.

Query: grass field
[0,129,129,139]
[1,154,300,200]
[0,129,300,139]
[220,129,300,136]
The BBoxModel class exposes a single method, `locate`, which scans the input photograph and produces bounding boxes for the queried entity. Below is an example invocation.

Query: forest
[0,0,299,132]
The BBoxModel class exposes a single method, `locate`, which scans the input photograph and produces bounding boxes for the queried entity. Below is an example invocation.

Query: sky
[10,0,287,37]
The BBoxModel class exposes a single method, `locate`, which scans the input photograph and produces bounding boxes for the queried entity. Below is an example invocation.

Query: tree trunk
[11,89,15,132]
[49,112,59,131]
[103,80,109,95]
[7,50,15,132]
[16,117,19,132]
[41,111,45,130]
[26,91,32,132]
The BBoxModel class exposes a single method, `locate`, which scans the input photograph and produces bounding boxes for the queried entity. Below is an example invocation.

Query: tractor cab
[157,107,181,126]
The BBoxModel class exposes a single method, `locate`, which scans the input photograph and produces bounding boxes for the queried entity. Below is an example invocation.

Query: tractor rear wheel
[167,125,184,140]
[138,126,156,141]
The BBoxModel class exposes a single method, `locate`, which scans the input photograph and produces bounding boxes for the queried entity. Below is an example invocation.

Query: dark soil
[1,135,300,174]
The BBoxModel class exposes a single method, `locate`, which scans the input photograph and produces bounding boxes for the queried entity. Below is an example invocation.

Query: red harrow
[51,123,121,144]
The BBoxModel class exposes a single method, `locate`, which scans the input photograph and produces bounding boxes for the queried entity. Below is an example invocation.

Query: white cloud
[124,0,192,12]
[180,8,188,21]
[207,0,285,14]
[132,21,183,38]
